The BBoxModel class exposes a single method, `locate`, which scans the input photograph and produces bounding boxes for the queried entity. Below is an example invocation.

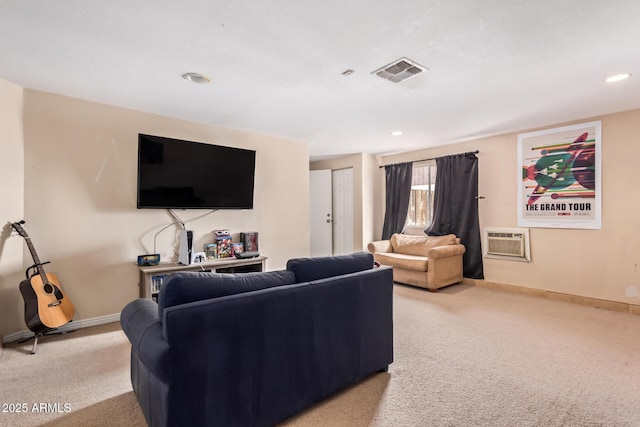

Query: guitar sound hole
[44,284,54,294]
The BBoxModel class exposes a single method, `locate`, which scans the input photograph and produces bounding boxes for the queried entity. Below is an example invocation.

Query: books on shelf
[151,274,168,294]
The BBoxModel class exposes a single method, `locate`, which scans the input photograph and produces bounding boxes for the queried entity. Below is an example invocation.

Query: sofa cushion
[158,270,296,316]
[373,252,429,272]
[390,233,457,257]
[286,252,373,283]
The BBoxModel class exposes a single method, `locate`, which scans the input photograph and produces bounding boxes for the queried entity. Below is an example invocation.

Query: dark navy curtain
[381,162,413,240]
[425,153,484,279]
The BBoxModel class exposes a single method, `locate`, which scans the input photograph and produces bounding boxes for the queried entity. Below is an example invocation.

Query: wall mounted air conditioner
[483,227,531,262]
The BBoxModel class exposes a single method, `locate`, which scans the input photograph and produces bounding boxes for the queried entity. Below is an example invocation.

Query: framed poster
[518,121,601,229]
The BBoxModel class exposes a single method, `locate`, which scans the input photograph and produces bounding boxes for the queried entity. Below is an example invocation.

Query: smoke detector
[372,57,427,83]
[182,72,211,84]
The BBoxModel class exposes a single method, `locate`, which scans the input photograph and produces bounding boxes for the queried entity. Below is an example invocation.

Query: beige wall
[379,109,640,305]
[310,153,379,252]
[361,154,380,247]
[5,81,639,337]
[0,80,25,339]
[1,88,309,338]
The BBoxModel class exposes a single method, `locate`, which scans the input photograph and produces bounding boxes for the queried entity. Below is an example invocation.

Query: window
[406,162,437,229]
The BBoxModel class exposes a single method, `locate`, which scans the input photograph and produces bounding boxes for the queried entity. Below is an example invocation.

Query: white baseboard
[2,313,121,344]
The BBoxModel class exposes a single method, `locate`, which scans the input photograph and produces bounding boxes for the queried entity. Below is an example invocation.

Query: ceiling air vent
[372,57,427,83]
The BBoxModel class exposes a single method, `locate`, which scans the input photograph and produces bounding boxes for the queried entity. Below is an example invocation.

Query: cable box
[235,251,260,259]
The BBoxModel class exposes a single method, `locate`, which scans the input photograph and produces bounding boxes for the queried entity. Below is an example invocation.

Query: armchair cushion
[372,252,429,272]
[390,233,458,256]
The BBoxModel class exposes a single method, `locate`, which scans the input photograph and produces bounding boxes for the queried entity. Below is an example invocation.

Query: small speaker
[137,254,161,266]
[178,230,193,265]
[241,232,259,252]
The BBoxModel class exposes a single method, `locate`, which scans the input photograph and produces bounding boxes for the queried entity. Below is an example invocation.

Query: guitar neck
[24,236,48,279]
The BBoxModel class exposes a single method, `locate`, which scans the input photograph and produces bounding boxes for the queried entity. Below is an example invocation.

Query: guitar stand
[26,261,50,280]
[18,328,74,355]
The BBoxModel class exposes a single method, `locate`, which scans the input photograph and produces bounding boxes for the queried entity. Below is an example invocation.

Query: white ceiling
[2,1,640,160]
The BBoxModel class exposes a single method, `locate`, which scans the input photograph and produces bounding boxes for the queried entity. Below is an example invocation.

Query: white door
[309,170,333,257]
[332,168,354,255]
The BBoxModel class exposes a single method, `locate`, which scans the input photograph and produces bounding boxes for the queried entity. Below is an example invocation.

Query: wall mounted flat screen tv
[137,134,256,209]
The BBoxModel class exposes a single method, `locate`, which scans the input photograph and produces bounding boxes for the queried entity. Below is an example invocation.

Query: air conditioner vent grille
[372,57,427,83]
[484,228,530,261]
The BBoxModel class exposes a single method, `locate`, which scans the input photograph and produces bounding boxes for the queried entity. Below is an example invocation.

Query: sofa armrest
[427,244,466,259]
[121,298,159,346]
[426,244,466,291]
[368,240,392,254]
[121,298,170,382]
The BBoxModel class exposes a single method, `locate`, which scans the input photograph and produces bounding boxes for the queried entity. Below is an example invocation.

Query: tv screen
[137,134,256,209]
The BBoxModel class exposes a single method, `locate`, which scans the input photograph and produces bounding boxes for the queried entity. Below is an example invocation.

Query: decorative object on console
[241,231,259,252]
[193,252,206,263]
[215,230,233,258]
[137,254,161,266]
[204,243,217,259]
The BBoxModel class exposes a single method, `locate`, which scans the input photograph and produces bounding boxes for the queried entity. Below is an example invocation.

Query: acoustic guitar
[11,221,75,332]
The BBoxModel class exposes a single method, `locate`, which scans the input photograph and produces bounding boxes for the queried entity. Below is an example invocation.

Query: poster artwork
[518,121,601,229]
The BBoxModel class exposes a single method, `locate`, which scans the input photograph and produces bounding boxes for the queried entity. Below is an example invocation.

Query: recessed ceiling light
[182,72,211,84]
[391,131,403,136]
[604,73,631,83]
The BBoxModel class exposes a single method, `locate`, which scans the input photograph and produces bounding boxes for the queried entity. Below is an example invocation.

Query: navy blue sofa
[120,252,394,427]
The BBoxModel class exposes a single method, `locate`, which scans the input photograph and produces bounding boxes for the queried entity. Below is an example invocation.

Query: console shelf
[138,256,267,300]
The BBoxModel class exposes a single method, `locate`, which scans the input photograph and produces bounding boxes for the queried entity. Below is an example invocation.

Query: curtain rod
[379,150,479,168]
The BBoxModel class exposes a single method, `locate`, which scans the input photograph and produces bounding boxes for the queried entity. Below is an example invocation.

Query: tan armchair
[368,233,465,291]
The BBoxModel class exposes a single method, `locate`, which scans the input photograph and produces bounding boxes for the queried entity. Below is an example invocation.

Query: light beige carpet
[2,284,640,426]
[0,323,143,427]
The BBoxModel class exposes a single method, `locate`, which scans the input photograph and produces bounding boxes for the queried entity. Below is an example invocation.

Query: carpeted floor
[0,322,143,427]
[2,283,640,426]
